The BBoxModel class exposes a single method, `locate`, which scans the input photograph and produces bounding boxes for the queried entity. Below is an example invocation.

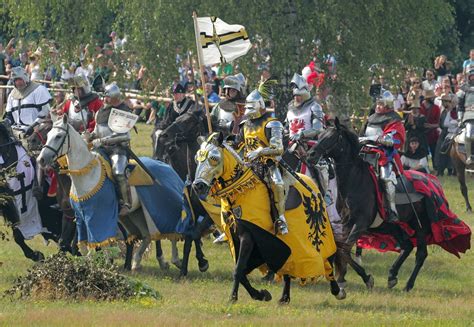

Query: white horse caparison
[37,115,180,269]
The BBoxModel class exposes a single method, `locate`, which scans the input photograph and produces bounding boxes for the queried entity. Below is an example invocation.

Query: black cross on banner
[13,172,33,214]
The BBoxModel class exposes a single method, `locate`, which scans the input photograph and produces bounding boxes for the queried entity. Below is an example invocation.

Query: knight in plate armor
[360,91,406,222]
[4,66,51,138]
[210,73,246,137]
[88,83,132,214]
[60,74,103,132]
[458,68,474,164]
[286,73,324,142]
[241,90,288,235]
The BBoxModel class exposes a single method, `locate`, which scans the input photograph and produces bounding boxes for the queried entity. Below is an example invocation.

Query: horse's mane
[337,124,362,158]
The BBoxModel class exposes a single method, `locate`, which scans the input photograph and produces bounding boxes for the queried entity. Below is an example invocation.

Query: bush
[4,252,159,301]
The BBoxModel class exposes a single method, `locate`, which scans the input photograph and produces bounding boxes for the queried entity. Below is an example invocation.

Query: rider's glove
[91,138,102,148]
[246,147,263,161]
[290,131,303,142]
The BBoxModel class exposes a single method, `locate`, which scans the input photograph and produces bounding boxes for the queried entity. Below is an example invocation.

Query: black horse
[0,122,62,261]
[154,110,212,276]
[308,118,434,292]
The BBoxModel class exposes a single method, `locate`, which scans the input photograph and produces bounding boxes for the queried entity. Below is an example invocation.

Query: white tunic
[6,84,51,126]
[1,145,43,239]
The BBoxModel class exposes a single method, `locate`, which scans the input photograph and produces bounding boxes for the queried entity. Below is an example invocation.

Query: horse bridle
[312,129,343,159]
[42,123,71,161]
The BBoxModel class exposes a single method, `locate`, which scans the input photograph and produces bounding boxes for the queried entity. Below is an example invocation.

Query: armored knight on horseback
[241,90,288,235]
[360,91,406,222]
[4,66,52,140]
[458,68,474,164]
[210,73,246,136]
[87,83,133,215]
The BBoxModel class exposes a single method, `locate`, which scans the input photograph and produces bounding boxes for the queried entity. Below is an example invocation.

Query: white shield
[108,108,139,133]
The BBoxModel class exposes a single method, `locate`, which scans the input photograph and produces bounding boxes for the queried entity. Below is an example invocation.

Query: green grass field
[0,123,473,326]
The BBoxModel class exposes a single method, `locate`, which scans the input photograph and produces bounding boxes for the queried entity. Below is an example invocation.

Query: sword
[125,147,161,186]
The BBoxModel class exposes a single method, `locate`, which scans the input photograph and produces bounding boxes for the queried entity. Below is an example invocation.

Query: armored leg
[270,165,288,235]
[380,164,398,222]
[111,152,131,214]
[465,123,474,165]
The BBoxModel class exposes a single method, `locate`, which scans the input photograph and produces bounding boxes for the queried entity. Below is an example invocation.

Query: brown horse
[449,138,472,212]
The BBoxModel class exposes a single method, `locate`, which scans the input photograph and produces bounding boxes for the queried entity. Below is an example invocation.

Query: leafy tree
[0,0,461,118]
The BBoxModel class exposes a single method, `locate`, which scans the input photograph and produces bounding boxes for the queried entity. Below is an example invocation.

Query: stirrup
[119,203,131,216]
[387,210,399,223]
[275,218,289,235]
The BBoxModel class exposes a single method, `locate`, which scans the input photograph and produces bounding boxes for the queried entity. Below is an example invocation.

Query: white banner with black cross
[194,16,252,66]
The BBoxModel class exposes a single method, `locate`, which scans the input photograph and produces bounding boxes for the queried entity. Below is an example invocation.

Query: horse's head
[26,119,53,153]
[158,111,206,154]
[307,117,360,164]
[192,132,225,199]
[37,115,71,168]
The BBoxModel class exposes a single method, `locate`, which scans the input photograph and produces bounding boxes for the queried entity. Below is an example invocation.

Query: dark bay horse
[307,118,444,292]
[156,110,213,276]
[449,138,472,212]
[0,122,61,261]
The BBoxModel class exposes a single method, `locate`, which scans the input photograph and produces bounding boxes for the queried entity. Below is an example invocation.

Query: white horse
[37,115,181,270]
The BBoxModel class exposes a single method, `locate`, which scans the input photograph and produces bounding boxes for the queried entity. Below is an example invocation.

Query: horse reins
[42,124,71,161]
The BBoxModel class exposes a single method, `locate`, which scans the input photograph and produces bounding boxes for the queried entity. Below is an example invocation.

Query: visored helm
[244,90,265,119]
[11,66,30,85]
[70,74,91,94]
[290,73,310,98]
[104,82,121,98]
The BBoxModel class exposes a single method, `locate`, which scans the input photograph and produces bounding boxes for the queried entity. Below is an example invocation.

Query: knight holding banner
[87,83,133,215]
[210,73,246,136]
[241,90,289,235]
[4,66,51,138]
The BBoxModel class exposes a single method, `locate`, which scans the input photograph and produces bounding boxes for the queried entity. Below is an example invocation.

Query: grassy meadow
[0,123,473,326]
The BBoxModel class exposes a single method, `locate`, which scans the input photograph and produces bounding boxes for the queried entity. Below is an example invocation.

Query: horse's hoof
[278,296,290,305]
[388,277,398,289]
[262,271,275,283]
[259,289,272,302]
[403,284,413,292]
[157,256,170,270]
[198,259,209,272]
[467,207,472,213]
[172,259,182,269]
[123,263,132,271]
[229,296,238,304]
[365,275,374,290]
[354,255,363,266]
[30,251,45,262]
[335,288,346,300]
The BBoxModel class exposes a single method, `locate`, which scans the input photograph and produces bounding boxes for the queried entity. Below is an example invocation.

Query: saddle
[360,147,423,224]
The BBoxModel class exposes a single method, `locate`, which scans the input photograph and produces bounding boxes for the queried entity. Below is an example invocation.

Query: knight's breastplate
[287,103,312,136]
[244,115,274,155]
[96,123,113,138]
[67,104,89,131]
[216,101,236,122]
[365,124,384,137]
[95,106,113,139]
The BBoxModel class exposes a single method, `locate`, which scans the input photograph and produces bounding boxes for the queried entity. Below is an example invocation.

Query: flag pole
[193,11,213,133]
